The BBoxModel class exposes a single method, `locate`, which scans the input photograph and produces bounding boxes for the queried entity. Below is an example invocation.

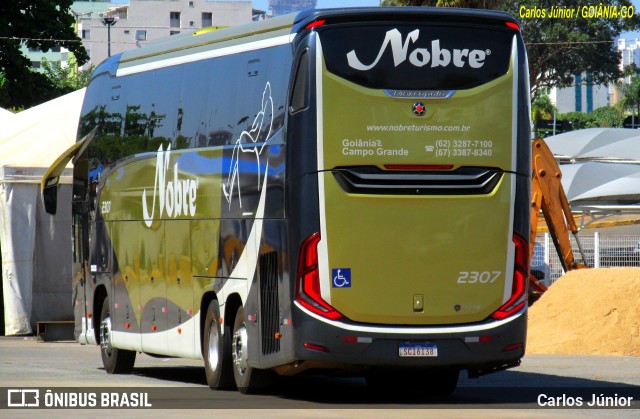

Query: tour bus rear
[291,9,530,375]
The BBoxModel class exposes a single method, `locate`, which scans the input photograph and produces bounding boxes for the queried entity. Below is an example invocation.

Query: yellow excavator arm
[530,139,589,299]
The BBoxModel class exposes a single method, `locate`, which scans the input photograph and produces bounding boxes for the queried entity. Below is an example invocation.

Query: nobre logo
[142,145,198,228]
[346,29,489,71]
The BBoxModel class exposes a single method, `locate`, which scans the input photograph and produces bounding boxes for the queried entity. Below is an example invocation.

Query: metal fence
[535,233,640,283]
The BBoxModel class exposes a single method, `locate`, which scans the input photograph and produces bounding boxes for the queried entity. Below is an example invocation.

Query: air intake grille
[259,251,280,355]
[332,166,503,195]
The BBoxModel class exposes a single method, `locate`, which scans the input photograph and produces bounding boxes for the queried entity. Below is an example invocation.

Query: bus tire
[99,296,136,374]
[231,305,274,394]
[203,300,234,389]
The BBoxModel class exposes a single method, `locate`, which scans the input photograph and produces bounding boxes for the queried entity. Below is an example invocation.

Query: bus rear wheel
[231,305,274,394]
[203,300,234,389]
[99,296,136,374]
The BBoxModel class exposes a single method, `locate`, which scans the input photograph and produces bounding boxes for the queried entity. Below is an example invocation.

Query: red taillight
[502,342,524,352]
[491,233,528,320]
[303,342,329,352]
[296,233,343,320]
[505,21,520,31]
[305,19,326,30]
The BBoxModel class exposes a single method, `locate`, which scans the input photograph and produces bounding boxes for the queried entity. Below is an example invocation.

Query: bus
[43,7,531,395]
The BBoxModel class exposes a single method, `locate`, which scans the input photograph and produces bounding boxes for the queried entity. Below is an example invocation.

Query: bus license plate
[399,343,438,357]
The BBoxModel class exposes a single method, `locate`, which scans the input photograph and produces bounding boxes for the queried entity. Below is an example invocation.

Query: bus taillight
[491,233,528,320]
[505,21,520,31]
[305,19,326,30]
[296,233,343,320]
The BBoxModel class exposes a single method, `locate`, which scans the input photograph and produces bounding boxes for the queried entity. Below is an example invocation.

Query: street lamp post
[102,16,116,57]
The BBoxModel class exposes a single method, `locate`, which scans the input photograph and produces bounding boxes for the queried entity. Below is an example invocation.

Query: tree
[531,93,557,137]
[557,106,624,130]
[500,1,640,100]
[0,1,89,109]
[381,1,640,101]
[590,106,624,128]
[618,74,640,118]
[532,93,556,121]
[41,56,93,93]
[380,1,502,6]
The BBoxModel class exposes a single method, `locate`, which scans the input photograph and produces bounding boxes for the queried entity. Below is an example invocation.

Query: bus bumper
[289,303,526,376]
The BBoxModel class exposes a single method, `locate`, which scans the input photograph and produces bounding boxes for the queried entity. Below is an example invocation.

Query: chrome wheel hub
[100,316,113,356]
[207,321,220,369]
[232,322,248,375]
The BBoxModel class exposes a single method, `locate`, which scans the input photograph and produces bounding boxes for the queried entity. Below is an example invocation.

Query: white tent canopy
[545,128,640,163]
[1,89,84,335]
[0,108,13,125]
[559,162,640,206]
[544,128,640,222]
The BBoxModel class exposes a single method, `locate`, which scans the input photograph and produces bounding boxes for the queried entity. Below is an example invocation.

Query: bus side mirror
[43,177,59,215]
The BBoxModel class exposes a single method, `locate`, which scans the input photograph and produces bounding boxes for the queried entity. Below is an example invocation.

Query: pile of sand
[527,268,640,356]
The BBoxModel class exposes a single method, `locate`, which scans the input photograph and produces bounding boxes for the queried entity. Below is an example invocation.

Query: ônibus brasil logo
[142,144,198,228]
[346,28,489,71]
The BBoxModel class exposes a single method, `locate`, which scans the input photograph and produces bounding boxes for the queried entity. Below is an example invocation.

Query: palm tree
[617,74,640,122]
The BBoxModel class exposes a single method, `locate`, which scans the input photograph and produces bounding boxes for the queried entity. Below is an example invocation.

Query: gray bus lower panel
[279,307,526,376]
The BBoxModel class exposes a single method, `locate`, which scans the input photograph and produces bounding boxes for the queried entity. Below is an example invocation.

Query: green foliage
[617,66,640,118]
[41,56,94,93]
[500,0,640,100]
[531,93,557,137]
[380,1,640,102]
[590,106,625,128]
[0,1,88,109]
[557,106,624,132]
[558,112,595,130]
[532,93,556,121]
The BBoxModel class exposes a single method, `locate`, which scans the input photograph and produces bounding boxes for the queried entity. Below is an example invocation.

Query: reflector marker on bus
[342,336,373,344]
[464,336,493,343]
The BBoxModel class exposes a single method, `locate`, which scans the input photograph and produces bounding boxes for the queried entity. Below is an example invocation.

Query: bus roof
[103,7,517,78]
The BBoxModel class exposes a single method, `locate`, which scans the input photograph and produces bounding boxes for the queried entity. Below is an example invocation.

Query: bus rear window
[319,24,513,90]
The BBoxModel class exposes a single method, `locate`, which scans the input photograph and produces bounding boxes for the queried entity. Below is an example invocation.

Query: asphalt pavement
[0,336,638,417]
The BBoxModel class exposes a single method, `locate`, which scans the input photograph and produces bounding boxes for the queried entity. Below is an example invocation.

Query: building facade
[269,0,316,17]
[23,1,253,71]
[77,0,253,69]
[548,73,610,114]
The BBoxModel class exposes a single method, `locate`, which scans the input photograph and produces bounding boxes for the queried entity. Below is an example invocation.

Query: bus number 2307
[457,271,501,284]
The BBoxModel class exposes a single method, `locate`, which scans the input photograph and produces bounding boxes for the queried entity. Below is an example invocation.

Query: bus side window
[289,49,309,114]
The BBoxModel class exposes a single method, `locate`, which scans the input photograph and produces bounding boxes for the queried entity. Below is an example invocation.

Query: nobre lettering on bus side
[142,145,198,227]
[346,29,488,71]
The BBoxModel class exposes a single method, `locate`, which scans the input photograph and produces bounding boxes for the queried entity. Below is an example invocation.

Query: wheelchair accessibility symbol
[332,268,351,288]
